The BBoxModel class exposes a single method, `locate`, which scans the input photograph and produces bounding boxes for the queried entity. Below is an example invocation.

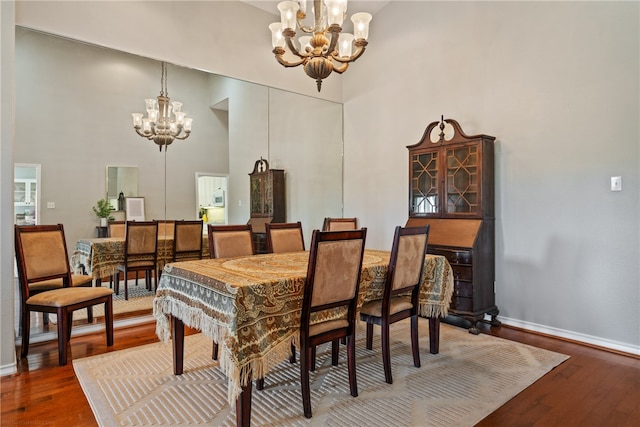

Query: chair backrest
[266,221,305,253]
[124,220,158,260]
[385,225,430,302]
[156,220,175,238]
[108,220,126,238]
[207,224,254,259]
[173,220,204,261]
[14,224,73,301]
[302,229,367,324]
[322,217,358,231]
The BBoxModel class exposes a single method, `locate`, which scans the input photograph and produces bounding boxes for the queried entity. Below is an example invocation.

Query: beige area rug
[73,319,568,426]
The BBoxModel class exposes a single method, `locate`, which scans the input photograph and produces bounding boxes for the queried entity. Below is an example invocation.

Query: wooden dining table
[71,234,209,285]
[153,249,454,427]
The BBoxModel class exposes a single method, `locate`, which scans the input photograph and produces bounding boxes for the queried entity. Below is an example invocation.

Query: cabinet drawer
[429,248,472,265]
[453,280,473,297]
[452,265,473,281]
[450,296,473,312]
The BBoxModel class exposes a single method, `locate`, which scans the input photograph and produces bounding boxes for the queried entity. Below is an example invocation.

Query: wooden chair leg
[382,321,392,384]
[57,307,68,366]
[366,322,374,350]
[20,308,31,358]
[256,378,264,390]
[124,269,129,301]
[86,307,93,323]
[331,339,339,366]
[411,315,421,368]
[289,342,296,363]
[212,342,219,360]
[301,345,312,418]
[113,272,120,295]
[428,316,440,354]
[105,297,114,346]
[310,346,317,371]
[346,335,358,397]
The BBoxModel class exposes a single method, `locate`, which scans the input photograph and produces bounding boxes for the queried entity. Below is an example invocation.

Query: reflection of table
[71,235,208,284]
[153,249,453,427]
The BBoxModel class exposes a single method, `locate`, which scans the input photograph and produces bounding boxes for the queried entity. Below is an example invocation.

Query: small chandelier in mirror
[269,0,372,92]
[131,62,193,151]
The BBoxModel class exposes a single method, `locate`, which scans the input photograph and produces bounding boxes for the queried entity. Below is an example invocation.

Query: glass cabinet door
[14,181,27,203]
[410,151,439,215]
[445,144,479,215]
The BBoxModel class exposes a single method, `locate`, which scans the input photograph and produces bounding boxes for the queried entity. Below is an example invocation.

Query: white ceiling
[241,1,392,17]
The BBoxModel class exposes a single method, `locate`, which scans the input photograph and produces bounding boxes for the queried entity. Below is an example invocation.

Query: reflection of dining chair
[266,221,305,253]
[113,221,158,300]
[156,220,175,238]
[299,228,367,418]
[360,225,430,384]
[207,223,255,359]
[14,224,114,366]
[107,220,126,289]
[172,220,204,262]
[322,217,358,231]
[107,220,126,238]
[207,224,254,259]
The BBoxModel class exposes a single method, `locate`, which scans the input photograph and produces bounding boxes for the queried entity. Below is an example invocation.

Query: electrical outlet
[611,176,622,192]
[47,202,55,209]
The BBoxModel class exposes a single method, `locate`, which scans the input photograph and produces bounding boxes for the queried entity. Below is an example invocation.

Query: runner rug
[73,319,568,426]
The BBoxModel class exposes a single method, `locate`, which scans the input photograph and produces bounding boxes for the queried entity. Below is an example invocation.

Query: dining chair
[107,220,126,290]
[299,228,367,418]
[266,221,305,253]
[359,225,430,384]
[14,224,114,366]
[207,223,255,360]
[107,220,126,238]
[113,220,159,300]
[156,219,175,238]
[172,220,204,262]
[322,217,358,231]
[207,224,254,259]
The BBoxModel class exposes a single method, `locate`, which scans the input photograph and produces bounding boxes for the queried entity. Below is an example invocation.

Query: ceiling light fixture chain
[131,61,193,151]
[269,0,372,92]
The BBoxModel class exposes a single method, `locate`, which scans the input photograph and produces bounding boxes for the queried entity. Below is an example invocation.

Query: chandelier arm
[173,132,191,141]
[273,47,307,67]
[284,35,307,59]
[134,127,153,139]
[330,41,368,64]
[331,62,349,74]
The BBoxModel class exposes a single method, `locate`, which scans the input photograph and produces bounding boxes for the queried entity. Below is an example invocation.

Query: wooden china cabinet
[248,158,285,254]
[406,117,499,334]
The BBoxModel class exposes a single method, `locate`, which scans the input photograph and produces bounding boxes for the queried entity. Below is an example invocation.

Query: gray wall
[342,1,639,352]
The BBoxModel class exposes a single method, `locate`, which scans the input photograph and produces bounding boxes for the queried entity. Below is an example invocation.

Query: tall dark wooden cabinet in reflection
[406,117,499,334]
[248,158,285,254]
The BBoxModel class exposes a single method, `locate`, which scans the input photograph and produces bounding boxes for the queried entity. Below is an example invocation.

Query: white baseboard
[497,315,640,356]
[0,361,17,377]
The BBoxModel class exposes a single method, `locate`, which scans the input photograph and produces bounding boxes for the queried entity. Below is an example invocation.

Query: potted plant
[93,198,114,227]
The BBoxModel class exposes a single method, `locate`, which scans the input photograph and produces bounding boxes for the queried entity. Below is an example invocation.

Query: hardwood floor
[2,319,639,426]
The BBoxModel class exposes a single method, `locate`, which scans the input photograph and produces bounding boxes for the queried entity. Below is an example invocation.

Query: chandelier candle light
[269,0,372,92]
[131,62,193,151]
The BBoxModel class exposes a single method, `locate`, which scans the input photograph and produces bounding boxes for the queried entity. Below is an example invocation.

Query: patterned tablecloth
[153,249,454,405]
[71,236,209,279]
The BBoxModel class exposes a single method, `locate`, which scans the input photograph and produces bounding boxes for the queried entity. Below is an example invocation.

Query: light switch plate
[47,202,55,208]
[611,176,622,192]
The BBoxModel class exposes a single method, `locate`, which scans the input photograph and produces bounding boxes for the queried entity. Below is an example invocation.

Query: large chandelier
[269,0,372,92]
[131,62,193,151]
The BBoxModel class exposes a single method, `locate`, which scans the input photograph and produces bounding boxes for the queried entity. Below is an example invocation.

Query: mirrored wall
[14,27,345,339]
